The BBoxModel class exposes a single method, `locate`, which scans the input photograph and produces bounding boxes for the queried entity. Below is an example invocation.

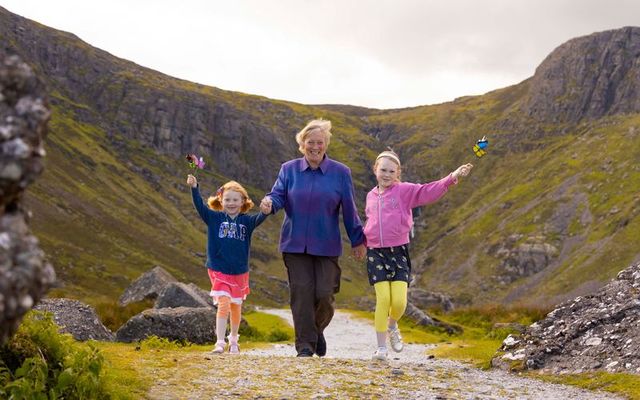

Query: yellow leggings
[374,281,408,332]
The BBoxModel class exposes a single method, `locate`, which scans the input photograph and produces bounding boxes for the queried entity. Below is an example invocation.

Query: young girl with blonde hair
[364,150,472,360]
[188,174,271,353]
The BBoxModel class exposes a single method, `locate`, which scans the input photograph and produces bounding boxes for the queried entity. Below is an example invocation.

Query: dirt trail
[148,309,622,399]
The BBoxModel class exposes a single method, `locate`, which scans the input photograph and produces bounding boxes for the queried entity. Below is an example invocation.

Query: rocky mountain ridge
[1,5,639,309]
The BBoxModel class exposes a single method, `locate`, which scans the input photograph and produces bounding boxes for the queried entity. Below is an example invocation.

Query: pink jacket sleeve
[400,174,457,209]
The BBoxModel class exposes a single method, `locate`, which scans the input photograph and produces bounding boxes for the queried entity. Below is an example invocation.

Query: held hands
[260,196,273,214]
[352,243,366,261]
[452,163,473,180]
[187,174,198,188]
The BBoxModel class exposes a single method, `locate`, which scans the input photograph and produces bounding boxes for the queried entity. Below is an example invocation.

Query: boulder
[34,298,114,341]
[115,307,216,344]
[154,282,212,309]
[492,262,640,374]
[405,302,462,334]
[118,266,177,306]
[0,51,55,344]
[408,289,454,312]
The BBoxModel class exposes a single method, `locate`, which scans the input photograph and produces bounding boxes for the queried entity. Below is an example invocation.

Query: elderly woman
[262,119,366,357]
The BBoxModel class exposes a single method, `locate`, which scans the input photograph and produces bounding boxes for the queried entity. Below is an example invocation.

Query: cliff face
[0,7,306,189]
[523,27,640,123]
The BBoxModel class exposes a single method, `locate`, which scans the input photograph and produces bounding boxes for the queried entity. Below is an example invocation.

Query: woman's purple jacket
[267,155,365,257]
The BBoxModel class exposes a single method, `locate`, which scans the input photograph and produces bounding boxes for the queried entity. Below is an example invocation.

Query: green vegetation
[0,312,113,399]
[242,310,294,342]
[538,372,640,400]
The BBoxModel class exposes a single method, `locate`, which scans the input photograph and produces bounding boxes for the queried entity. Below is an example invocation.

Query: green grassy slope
[5,6,638,310]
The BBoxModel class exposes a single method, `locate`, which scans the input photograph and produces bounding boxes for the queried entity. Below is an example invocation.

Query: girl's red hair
[207,180,254,213]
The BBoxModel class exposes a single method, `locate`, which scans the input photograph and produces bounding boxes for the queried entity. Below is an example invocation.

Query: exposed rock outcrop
[0,50,54,344]
[118,266,177,306]
[491,235,558,284]
[492,262,640,374]
[0,6,297,190]
[408,289,454,312]
[115,307,217,344]
[523,27,640,123]
[34,298,114,341]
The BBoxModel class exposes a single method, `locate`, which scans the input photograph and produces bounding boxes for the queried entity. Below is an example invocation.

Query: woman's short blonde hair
[295,119,332,154]
[208,180,254,213]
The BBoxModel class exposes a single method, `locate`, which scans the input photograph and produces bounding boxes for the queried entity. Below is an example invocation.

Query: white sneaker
[388,327,404,353]
[212,341,225,354]
[228,335,240,354]
[372,347,388,361]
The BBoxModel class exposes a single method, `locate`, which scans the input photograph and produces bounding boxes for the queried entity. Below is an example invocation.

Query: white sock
[376,331,387,348]
[216,317,227,343]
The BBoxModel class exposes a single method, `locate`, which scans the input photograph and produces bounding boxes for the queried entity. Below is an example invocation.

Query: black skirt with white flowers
[366,245,411,286]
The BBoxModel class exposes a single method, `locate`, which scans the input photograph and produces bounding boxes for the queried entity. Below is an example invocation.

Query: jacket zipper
[377,190,384,247]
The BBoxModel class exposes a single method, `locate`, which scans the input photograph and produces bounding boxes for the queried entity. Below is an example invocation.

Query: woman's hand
[260,196,273,214]
[352,243,366,260]
[452,163,473,180]
[187,174,197,188]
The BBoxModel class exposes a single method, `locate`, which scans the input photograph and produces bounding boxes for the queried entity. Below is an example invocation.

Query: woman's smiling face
[301,130,327,169]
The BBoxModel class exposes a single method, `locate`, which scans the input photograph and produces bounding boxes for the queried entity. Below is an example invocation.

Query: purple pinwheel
[186,154,205,175]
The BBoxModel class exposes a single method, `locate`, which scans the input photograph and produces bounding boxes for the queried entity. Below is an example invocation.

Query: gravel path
[148,309,622,399]
[243,309,620,399]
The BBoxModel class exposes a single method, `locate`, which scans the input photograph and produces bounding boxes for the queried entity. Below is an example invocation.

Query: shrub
[0,311,110,399]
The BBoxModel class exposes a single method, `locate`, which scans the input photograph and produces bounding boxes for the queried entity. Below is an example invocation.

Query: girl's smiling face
[222,190,244,217]
[374,157,400,190]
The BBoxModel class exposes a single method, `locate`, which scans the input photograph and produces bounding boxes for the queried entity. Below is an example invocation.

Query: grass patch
[537,372,640,400]
[350,305,549,369]
[243,310,294,343]
[94,298,155,332]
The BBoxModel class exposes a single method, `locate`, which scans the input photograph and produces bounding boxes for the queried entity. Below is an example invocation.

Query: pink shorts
[207,269,250,304]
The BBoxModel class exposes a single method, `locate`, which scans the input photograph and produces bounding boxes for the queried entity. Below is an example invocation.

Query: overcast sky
[2,0,639,109]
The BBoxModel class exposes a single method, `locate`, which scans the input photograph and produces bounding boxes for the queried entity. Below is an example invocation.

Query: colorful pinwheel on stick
[186,154,205,176]
[473,136,488,158]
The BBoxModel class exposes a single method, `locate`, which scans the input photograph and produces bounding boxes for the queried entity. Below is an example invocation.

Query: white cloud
[2,0,639,108]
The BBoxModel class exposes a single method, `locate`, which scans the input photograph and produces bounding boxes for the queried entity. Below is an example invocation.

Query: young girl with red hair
[188,174,271,353]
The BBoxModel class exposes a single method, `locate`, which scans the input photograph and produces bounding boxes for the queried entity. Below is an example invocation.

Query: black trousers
[283,252,341,353]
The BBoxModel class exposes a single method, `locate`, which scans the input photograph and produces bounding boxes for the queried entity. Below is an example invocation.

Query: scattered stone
[34,298,114,341]
[492,262,640,374]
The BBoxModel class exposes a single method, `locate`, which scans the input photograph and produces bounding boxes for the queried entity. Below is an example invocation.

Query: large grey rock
[492,262,640,374]
[34,298,114,341]
[0,51,55,344]
[115,307,216,344]
[405,302,462,334]
[119,266,177,306]
[154,282,212,309]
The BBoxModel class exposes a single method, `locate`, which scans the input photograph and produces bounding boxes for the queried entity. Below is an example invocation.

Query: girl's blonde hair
[295,119,332,154]
[208,181,254,213]
[374,149,402,180]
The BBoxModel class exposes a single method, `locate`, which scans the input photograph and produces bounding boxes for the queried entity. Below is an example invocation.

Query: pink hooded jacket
[363,174,457,248]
